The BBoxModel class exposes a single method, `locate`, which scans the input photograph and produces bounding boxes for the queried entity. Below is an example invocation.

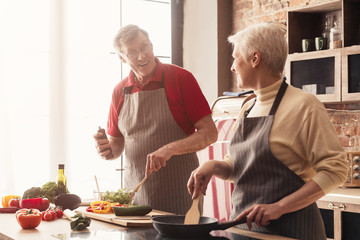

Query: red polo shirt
[107,58,212,137]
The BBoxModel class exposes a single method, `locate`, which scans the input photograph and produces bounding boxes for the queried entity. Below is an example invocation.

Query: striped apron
[229,81,326,239]
[118,74,199,215]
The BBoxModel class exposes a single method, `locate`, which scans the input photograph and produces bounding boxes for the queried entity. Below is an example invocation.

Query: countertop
[0,208,295,240]
[318,187,360,205]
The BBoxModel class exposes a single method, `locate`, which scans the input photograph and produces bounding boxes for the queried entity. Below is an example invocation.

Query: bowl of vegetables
[100,189,132,204]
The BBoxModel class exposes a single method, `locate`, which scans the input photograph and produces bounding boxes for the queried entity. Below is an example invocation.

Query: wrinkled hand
[93,131,112,159]
[234,203,283,230]
[145,146,173,176]
[187,161,216,199]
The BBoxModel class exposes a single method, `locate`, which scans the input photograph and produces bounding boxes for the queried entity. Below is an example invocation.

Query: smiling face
[119,32,157,82]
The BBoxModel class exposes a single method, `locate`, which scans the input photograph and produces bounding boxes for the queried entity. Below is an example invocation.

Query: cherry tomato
[55,207,64,218]
[48,210,57,220]
[8,198,20,208]
[43,212,53,221]
[15,208,42,229]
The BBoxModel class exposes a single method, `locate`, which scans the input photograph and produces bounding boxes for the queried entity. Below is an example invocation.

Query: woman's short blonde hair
[228,22,288,76]
[113,24,150,52]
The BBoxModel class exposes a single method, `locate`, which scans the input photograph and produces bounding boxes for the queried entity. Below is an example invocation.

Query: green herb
[70,213,91,231]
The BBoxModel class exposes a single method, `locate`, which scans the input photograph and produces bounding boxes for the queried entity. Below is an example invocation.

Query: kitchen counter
[0,208,295,240]
[318,187,360,205]
[316,187,360,240]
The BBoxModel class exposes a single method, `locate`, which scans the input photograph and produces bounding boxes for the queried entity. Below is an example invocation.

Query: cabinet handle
[328,202,346,211]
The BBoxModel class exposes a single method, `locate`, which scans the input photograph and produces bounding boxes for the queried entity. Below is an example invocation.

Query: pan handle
[214,217,248,231]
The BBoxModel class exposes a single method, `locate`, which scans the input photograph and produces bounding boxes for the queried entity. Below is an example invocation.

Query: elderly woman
[187,23,348,239]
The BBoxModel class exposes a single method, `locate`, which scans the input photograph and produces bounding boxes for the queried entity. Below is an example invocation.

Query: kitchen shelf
[288,0,342,54]
[286,0,360,103]
[342,45,360,101]
[285,49,341,102]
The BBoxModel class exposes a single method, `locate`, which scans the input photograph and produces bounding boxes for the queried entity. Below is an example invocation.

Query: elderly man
[94,24,217,215]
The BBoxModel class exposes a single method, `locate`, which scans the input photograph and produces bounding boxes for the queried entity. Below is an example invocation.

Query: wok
[152,215,247,238]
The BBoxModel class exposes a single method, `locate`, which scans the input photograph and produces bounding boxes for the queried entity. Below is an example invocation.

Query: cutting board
[75,207,172,227]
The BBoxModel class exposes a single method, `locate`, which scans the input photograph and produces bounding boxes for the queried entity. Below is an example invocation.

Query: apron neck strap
[123,72,165,95]
[268,80,288,116]
[244,80,288,117]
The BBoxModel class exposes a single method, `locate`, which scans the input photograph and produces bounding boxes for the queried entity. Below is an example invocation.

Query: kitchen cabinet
[317,188,360,240]
[285,0,360,103]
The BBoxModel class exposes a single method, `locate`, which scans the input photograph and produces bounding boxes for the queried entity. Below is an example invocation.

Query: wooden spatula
[184,193,202,225]
[128,170,153,203]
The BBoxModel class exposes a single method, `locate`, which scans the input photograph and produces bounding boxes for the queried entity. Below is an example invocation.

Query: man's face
[119,32,156,80]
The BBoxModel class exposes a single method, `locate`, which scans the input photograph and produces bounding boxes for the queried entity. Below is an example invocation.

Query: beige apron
[118,74,199,214]
[229,81,326,239]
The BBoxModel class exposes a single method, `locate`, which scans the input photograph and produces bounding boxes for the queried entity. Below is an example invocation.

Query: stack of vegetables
[1,181,87,230]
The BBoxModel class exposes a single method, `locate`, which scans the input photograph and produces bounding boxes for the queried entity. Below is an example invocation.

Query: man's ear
[251,51,261,68]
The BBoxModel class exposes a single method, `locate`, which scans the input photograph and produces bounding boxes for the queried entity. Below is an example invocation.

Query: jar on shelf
[330,22,342,49]
[322,15,333,49]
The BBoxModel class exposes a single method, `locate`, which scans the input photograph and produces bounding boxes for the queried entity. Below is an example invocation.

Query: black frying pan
[151,215,247,238]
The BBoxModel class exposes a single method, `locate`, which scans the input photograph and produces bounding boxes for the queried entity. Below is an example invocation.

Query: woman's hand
[187,161,217,199]
[234,202,283,230]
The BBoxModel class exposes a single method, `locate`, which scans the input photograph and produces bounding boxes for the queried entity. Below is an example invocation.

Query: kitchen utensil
[152,215,247,238]
[76,207,169,227]
[94,175,102,200]
[184,193,202,224]
[128,170,153,203]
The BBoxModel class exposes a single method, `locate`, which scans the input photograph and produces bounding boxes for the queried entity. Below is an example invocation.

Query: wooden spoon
[184,193,202,225]
[128,170,153,203]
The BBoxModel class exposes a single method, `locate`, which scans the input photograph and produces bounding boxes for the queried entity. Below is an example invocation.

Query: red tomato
[48,210,57,220]
[43,212,52,221]
[55,208,64,218]
[41,211,46,220]
[15,208,42,229]
[8,198,20,208]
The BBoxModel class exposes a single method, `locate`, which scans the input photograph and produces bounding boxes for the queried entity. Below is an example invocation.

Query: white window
[0,0,171,201]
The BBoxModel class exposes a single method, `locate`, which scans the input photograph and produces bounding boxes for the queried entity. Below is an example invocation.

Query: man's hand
[145,145,173,176]
[94,129,113,159]
[93,129,124,160]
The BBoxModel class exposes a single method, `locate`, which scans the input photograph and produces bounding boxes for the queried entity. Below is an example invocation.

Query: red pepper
[86,206,93,212]
[19,198,43,210]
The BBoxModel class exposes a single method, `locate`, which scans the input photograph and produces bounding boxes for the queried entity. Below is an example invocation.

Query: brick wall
[232,0,360,151]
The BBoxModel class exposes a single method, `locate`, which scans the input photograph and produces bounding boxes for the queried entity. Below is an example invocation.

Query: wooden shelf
[286,0,360,103]
[285,49,341,102]
[341,45,360,102]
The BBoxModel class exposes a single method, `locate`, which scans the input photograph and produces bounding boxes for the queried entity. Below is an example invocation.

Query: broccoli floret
[23,187,42,199]
[40,181,70,203]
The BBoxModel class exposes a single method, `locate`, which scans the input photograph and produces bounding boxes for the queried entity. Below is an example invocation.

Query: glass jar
[330,22,342,49]
[322,15,333,49]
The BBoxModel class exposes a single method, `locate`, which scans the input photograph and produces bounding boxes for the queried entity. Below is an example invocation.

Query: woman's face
[119,32,156,80]
[231,45,254,90]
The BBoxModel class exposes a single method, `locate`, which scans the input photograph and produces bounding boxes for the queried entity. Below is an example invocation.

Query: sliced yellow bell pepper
[90,200,111,214]
[1,195,21,207]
